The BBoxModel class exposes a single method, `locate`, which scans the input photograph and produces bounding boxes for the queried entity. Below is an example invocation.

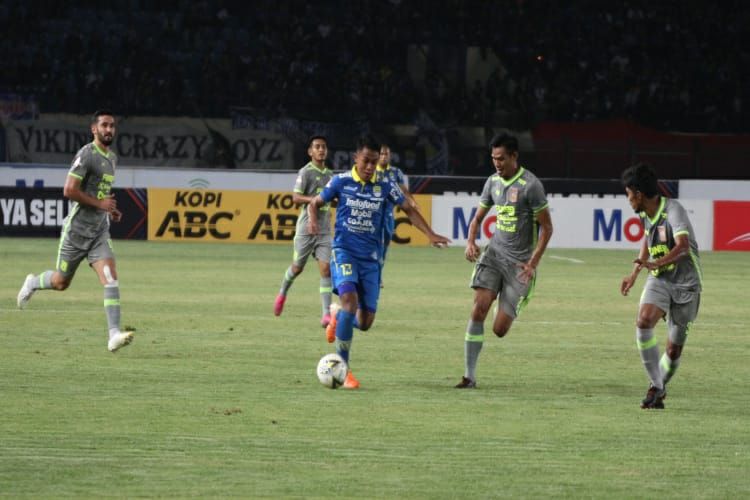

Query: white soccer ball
[316,353,348,389]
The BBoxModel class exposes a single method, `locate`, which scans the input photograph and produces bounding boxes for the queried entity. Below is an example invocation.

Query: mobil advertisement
[431,196,713,250]
[713,201,750,251]
[147,189,434,246]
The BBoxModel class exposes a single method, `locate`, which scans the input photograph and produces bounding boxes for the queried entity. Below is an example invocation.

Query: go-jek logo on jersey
[593,209,643,242]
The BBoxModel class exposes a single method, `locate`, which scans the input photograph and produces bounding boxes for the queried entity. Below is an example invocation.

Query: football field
[1,238,748,498]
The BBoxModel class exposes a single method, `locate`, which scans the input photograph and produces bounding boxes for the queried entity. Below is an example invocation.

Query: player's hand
[110,208,122,222]
[465,241,481,262]
[99,195,117,213]
[635,258,660,271]
[430,233,451,248]
[621,275,636,296]
[516,262,536,284]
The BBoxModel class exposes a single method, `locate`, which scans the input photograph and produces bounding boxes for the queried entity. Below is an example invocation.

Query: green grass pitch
[1,238,748,498]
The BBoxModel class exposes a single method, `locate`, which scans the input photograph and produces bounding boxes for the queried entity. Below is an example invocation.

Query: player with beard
[17,110,134,353]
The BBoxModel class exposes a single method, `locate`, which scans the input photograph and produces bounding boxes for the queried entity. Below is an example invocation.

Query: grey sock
[464,320,484,381]
[104,283,121,333]
[279,267,296,295]
[30,271,54,290]
[320,277,332,315]
[636,327,662,389]
[660,353,680,386]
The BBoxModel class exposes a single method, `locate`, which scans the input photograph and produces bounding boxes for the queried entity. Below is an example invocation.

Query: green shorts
[471,254,535,319]
[293,233,332,268]
[640,276,700,344]
[56,227,115,277]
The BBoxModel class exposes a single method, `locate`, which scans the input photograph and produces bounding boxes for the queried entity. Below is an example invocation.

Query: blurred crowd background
[2,0,748,133]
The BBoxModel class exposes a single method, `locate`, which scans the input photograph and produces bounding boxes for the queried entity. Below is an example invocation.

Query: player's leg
[492,266,536,338]
[456,262,502,388]
[274,235,312,316]
[17,228,81,308]
[315,236,333,327]
[636,278,670,408]
[660,293,700,387]
[90,237,132,352]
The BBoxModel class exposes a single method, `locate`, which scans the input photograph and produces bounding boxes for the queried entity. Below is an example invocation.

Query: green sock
[279,267,296,295]
[104,282,121,335]
[320,277,332,315]
[660,353,680,386]
[637,327,662,389]
[464,320,484,381]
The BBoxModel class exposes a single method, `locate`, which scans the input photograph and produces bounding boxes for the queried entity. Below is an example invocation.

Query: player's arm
[63,174,117,214]
[307,195,323,235]
[400,202,451,248]
[622,237,649,296]
[639,233,690,271]
[398,183,418,209]
[465,205,489,262]
[518,207,553,283]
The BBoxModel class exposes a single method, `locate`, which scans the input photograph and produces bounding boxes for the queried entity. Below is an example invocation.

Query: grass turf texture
[1,238,748,498]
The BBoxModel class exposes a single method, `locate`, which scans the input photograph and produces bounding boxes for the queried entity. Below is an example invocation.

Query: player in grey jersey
[620,163,703,409]
[16,110,134,353]
[455,133,553,389]
[273,135,334,327]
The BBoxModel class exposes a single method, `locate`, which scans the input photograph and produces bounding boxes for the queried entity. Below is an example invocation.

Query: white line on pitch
[549,255,585,264]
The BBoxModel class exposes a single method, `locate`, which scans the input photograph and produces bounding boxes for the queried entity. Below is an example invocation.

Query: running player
[620,163,703,409]
[16,110,134,352]
[273,135,334,327]
[307,134,451,389]
[455,133,553,389]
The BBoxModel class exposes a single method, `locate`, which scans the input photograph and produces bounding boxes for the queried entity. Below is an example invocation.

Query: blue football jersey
[320,166,405,261]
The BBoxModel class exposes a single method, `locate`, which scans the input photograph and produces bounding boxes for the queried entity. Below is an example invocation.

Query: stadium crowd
[1,0,748,132]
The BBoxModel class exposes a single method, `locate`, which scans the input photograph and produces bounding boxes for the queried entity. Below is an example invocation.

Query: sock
[660,353,680,386]
[30,271,54,290]
[464,320,484,381]
[104,281,121,337]
[320,277,332,316]
[279,267,296,295]
[334,309,355,363]
[636,327,662,389]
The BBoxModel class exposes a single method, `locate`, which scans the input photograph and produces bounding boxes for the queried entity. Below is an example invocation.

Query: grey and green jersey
[294,162,332,236]
[65,142,117,238]
[479,167,548,263]
[640,197,702,292]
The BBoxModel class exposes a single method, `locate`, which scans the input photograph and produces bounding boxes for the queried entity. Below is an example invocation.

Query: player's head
[90,109,116,147]
[354,134,381,182]
[378,144,391,168]
[622,163,659,212]
[307,135,328,165]
[488,133,519,178]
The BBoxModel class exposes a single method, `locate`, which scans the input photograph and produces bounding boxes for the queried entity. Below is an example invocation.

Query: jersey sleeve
[68,148,90,180]
[293,166,309,194]
[527,178,549,213]
[395,167,406,187]
[387,179,406,206]
[479,177,494,208]
[668,201,691,237]
[319,175,339,203]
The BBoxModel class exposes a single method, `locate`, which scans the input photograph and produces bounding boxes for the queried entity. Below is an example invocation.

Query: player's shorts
[293,233,332,267]
[471,251,535,319]
[330,247,381,313]
[56,226,115,277]
[640,276,700,344]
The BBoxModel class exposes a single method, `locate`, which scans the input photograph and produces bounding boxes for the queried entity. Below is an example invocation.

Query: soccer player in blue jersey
[620,163,702,409]
[307,135,451,389]
[455,133,553,389]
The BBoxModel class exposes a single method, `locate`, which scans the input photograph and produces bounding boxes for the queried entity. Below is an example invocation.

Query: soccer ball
[316,353,348,389]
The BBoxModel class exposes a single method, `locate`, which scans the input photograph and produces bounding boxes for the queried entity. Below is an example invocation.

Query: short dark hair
[355,134,381,153]
[91,109,115,124]
[489,133,519,154]
[308,135,327,148]
[621,163,659,198]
